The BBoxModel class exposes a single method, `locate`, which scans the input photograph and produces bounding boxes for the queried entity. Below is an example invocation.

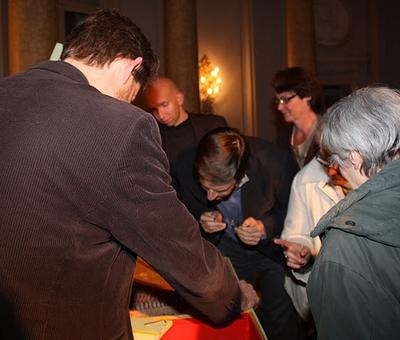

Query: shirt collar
[237,173,249,188]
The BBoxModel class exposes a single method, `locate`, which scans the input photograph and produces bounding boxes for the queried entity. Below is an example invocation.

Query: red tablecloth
[161,312,265,340]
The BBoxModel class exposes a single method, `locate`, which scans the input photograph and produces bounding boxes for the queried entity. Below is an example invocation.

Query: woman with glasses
[272,66,321,168]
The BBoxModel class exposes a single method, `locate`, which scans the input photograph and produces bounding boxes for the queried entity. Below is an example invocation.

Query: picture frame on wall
[58,1,98,41]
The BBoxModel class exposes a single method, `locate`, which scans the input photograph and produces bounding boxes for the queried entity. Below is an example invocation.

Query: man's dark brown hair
[61,9,158,87]
[195,127,249,185]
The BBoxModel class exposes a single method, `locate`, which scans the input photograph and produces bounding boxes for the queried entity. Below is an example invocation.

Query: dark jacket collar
[31,60,89,85]
[312,159,400,247]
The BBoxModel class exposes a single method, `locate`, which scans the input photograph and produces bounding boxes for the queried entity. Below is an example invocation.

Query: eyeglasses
[206,182,237,196]
[316,152,331,167]
[275,94,297,105]
[201,180,237,199]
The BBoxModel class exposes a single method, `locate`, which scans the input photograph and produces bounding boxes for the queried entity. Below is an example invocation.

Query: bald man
[145,77,227,170]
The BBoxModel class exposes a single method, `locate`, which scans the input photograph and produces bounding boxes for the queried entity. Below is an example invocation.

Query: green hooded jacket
[307,159,400,340]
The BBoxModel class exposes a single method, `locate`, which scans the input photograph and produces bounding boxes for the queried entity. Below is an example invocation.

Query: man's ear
[176,91,184,106]
[118,57,143,84]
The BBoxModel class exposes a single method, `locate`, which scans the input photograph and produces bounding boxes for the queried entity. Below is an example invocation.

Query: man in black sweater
[173,127,304,340]
[145,77,227,173]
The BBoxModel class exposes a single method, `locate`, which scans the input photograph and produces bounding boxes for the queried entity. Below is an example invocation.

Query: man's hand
[274,238,312,269]
[235,217,265,245]
[199,211,226,233]
[239,280,259,311]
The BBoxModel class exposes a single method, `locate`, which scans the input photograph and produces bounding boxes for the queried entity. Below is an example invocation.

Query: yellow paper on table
[130,257,268,339]
[131,317,173,340]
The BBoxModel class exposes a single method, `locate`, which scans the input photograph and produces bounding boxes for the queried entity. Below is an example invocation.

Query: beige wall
[197,0,254,134]
[119,0,164,75]
[2,0,400,137]
[251,0,287,141]
[198,0,289,141]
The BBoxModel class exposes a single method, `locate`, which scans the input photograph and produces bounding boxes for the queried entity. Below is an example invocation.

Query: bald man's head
[145,77,188,126]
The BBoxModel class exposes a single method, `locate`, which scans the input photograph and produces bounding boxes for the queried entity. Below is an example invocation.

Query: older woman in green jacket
[307,86,400,340]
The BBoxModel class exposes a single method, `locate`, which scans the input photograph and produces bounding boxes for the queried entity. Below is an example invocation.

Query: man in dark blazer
[0,10,258,340]
[173,127,304,340]
[144,77,227,173]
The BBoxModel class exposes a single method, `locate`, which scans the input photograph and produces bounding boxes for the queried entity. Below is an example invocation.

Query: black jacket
[173,136,298,262]
[158,112,227,168]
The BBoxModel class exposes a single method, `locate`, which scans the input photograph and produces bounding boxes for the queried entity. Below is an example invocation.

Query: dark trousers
[217,235,305,340]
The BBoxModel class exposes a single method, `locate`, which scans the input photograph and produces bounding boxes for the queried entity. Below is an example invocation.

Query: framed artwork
[58,1,99,41]
[314,0,350,46]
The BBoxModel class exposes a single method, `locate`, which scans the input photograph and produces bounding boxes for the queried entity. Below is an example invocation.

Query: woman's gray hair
[321,86,400,177]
